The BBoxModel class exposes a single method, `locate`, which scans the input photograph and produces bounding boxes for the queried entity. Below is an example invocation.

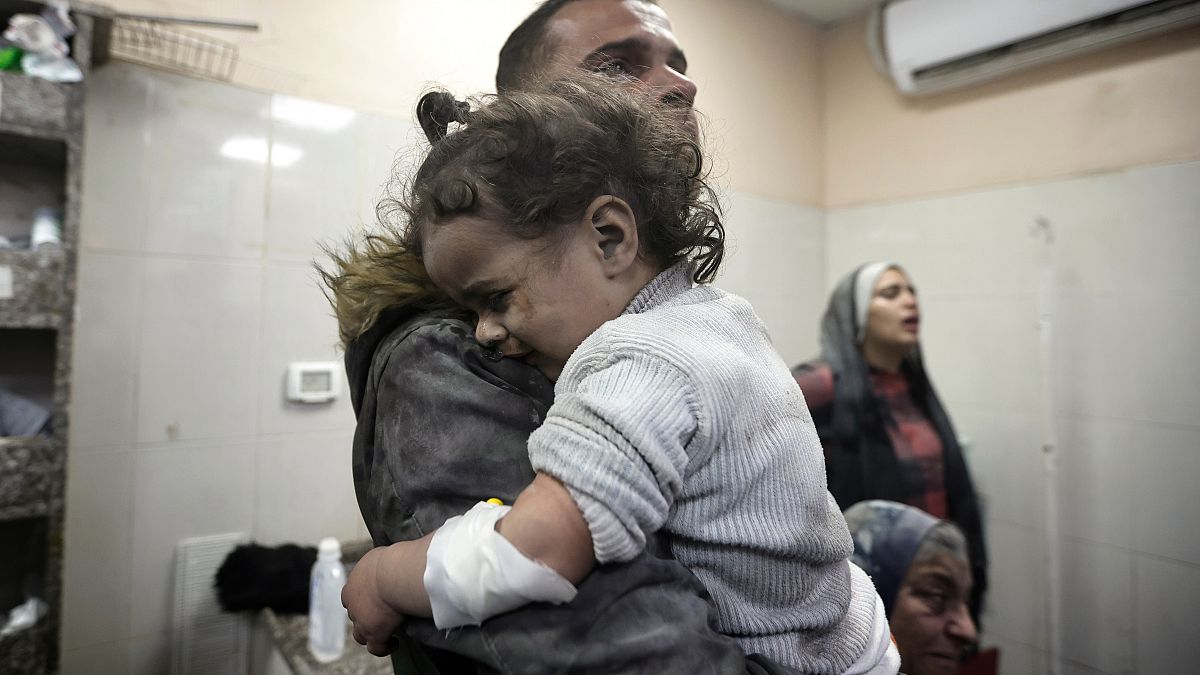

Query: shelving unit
[0,1,98,671]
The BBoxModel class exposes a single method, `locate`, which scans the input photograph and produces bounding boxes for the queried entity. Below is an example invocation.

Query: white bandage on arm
[423,501,578,629]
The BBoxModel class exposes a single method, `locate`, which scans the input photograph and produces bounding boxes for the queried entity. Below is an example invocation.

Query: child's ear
[583,195,639,275]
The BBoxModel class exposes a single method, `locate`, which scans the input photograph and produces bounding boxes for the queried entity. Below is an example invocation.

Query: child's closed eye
[486,290,511,311]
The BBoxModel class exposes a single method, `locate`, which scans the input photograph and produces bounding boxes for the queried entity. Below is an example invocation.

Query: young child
[342,76,898,674]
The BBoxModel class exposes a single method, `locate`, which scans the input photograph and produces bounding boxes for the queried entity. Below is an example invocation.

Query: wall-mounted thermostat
[286,362,341,403]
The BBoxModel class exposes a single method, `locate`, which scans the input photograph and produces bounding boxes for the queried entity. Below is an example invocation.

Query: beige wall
[101,0,825,205]
[662,0,824,205]
[100,0,538,114]
[822,18,1200,208]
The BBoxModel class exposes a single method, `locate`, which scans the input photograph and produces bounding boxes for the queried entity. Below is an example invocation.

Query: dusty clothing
[346,306,802,675]
[530,264,879,673]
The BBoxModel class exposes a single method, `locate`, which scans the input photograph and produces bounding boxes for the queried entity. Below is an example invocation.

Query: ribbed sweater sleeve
[528,344,699,564]
[526,263,882,672]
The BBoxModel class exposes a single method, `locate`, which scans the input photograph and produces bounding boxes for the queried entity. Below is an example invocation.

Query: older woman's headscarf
[844,500,969,615]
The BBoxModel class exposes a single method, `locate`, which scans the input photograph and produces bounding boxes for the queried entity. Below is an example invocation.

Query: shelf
[0,4,87,671]
[0,619,51,674]
[0,513,51,674]
[0,249,65,329]
[0,436,57,521]
[0,71,78,137]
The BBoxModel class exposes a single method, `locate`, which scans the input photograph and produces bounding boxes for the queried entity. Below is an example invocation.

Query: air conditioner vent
[877,0,1200,96]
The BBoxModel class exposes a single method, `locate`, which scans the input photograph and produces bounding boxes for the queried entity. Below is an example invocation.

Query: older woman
[844,501,980,675]
[793,262,987,619]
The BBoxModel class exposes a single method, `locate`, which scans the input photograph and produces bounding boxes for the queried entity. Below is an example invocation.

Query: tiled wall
[59,64,417,672]
[718,191,826,365]
[826,160,1200,675]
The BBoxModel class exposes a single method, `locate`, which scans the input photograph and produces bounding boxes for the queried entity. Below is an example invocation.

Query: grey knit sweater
[529,263,880,673]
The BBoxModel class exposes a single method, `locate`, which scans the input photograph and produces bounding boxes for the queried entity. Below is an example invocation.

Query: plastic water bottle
[308,537,347,663]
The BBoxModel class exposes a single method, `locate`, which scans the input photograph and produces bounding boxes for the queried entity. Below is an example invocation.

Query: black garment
[346,307,801,674]
[793,265,988,624]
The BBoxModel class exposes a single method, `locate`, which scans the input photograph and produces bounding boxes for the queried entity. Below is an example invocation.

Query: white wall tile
[1059,658,1112,675]
[825,188,1045,299]
[265,96,365,262]
[257,263,355,437]
[127,630,171,675]
[984,522,1048,649]
[1055,417,1136,550]
[1053,290,1200,427]
[60,641,130,675]
[719,191,825,365]
[129,442,255,637]
[1055,161,1200,299]
[80,64,152,253]
[952,407,1045,530]
[1059,539,1134,674]
[1133,424,1200,565]
[61,450,134,650]
[920,294,1043,416]
[254,433,361,546]
[141,71,270,259]
[135,258,262,444]
[982,636,1047,675]
[69,252,142,450]
[1134,555,1200,675]
[356,113,423,228]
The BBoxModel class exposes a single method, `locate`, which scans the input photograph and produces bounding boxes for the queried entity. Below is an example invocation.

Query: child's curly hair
[390,74,724,284]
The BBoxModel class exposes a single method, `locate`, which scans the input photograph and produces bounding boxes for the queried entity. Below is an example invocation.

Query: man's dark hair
[496,0,657,92]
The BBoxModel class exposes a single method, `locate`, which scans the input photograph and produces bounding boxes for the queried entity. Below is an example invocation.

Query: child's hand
[342,547,404,656]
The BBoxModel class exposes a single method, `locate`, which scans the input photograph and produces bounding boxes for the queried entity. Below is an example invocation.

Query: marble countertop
[263,539,393,675]
[263,608,392,675]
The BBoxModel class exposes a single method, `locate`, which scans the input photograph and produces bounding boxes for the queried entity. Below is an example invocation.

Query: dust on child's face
[423,213,626,381]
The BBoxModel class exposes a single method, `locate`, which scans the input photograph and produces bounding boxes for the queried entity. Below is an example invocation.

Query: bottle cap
[318,537,341,557]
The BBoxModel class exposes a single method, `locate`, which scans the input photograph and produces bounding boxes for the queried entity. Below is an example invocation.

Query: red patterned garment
[868,370,947,519]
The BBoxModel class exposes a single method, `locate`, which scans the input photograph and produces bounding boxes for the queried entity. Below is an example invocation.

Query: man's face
[543,0,698,134]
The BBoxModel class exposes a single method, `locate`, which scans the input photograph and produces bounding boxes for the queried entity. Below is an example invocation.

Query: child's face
[423,213,629,381]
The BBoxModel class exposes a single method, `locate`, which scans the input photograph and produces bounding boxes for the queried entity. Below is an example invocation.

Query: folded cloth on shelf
[0,388,51,437]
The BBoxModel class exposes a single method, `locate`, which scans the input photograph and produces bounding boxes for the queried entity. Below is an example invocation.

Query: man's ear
[583,195,639,275]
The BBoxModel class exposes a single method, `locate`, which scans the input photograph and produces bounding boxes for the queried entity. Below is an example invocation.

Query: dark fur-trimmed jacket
[346,307,800,675]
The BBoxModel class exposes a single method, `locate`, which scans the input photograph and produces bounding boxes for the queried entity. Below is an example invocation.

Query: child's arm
[344,473,592,652]
[495,472,595,582]
[341,535,431,656]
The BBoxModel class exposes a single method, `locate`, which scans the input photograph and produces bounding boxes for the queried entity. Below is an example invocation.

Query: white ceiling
[761,0,881,26]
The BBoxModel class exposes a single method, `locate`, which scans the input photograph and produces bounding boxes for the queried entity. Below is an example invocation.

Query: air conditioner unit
[870,0,1200,96]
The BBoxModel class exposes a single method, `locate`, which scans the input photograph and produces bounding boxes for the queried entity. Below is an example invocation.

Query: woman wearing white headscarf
[793,263,987,620]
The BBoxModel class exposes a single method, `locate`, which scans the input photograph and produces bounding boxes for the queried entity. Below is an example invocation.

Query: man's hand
[342,547,403,656]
